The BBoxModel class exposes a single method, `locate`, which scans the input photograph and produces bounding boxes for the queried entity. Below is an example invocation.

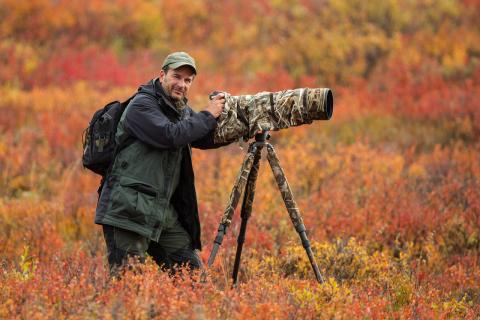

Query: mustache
[172,87,185,94]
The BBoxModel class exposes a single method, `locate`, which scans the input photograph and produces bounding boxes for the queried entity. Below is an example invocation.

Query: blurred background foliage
[1,0,479,89]
[0,0,479,318]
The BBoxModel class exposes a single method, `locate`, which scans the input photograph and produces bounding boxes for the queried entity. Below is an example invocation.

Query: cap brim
[169,62,197,74]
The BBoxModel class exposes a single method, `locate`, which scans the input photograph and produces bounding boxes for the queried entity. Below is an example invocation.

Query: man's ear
[159,69,166,82]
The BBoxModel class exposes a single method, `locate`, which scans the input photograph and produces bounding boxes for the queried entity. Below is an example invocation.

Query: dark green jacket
[95,78,220,249]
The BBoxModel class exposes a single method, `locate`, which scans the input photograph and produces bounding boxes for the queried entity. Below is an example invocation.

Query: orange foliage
[1,0,479,318]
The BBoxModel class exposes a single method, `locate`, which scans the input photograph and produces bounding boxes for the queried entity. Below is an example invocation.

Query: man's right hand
[205,93,225,118]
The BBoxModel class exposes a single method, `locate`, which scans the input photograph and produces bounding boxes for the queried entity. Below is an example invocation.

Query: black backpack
[82,95,135,176]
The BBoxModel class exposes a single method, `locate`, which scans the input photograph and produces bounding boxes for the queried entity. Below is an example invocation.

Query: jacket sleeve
[124,93,218,149]
[190,109,232,150]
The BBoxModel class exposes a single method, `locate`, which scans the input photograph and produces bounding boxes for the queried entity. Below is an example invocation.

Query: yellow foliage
[280,238,391,283]
[408,163,427,179]
[16,245,37,280]
[8,175,30,192]
[0,1,479,318]
[288,277,351,314]
[442,295,471,318]
[391,274,413,310]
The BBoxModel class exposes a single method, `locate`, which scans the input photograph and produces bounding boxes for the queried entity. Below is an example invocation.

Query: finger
[213,93,225,100]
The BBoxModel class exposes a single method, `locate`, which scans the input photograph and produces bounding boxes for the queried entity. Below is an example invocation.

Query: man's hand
[205,93,225,118]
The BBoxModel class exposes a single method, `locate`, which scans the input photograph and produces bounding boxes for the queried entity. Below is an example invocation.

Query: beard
[163,82,185,101]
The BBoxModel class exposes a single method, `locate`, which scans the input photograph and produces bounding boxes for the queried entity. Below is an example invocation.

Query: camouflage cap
[162,51,197,74]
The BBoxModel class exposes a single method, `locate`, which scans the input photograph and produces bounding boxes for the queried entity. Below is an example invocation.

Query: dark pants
[103,220,202,274]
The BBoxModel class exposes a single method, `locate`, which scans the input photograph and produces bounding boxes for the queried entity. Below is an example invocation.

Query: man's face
[159,66,195,101]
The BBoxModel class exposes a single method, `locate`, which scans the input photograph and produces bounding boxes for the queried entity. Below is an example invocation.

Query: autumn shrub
[280,238,386,283]
[1,0,480,318]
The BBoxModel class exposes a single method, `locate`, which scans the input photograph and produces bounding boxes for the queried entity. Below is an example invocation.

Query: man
[95,52,226,273]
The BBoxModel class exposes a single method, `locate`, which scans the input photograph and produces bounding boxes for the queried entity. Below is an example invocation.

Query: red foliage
[1,0,479,318]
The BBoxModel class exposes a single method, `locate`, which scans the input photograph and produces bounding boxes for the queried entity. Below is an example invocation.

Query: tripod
[204,131,325,285]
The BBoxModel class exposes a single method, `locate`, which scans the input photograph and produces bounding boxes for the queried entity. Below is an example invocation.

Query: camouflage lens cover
[214,88,333,144]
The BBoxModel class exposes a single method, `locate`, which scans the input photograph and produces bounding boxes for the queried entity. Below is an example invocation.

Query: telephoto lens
[213,88,333,143]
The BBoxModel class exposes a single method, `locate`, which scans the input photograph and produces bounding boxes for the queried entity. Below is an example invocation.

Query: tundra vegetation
[0,0,479,318]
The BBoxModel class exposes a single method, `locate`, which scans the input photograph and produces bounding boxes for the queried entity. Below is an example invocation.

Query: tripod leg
[232,147,263,285]
[266,144,325,283]
[205,144,259,269]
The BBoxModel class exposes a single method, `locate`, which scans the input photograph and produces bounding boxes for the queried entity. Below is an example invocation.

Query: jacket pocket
[109,176,158,226]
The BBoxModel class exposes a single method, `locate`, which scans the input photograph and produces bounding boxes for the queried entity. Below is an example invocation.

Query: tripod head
[250,131,270,154]
[254,130,270,142]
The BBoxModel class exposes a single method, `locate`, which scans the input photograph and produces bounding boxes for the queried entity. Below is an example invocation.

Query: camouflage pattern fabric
[266,144,325,283]
[219,148,256,227]
[240,149,262,219]
[265,144,305,232]
[214,88,333,143]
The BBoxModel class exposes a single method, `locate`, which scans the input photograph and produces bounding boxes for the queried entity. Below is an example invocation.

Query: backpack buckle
[96,135,109,152]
